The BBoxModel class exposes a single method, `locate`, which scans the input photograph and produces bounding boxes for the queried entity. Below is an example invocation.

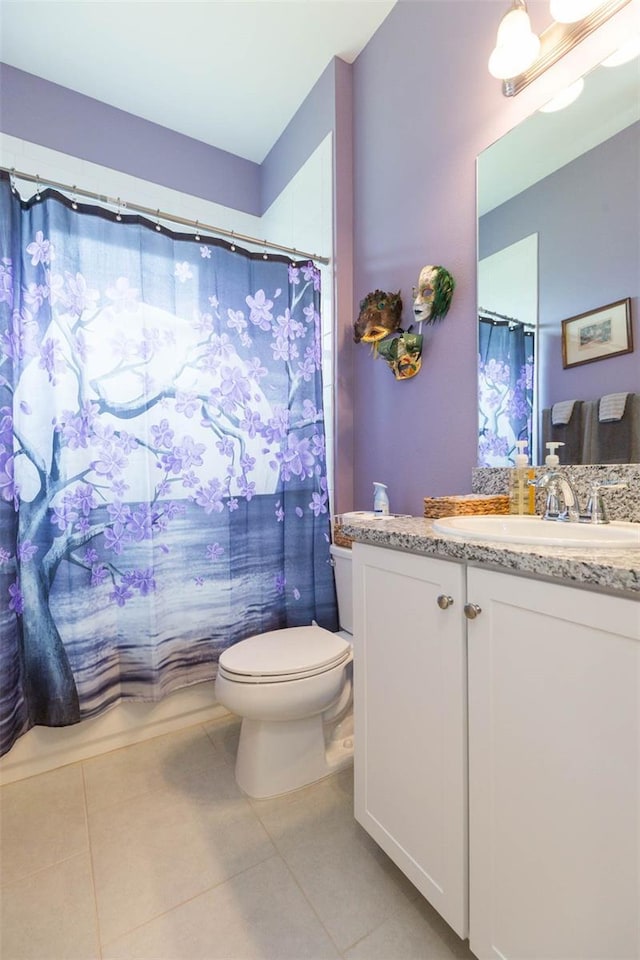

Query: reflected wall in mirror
[477,51,640,465]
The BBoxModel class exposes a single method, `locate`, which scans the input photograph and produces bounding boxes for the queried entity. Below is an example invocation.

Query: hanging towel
[581,400,599,464]
[599,392,629,422]
[551,400,577,426]
[590,393,634,463]
[542,401,584,464]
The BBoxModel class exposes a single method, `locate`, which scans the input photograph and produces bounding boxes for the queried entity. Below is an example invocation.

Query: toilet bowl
[214,542,353,799]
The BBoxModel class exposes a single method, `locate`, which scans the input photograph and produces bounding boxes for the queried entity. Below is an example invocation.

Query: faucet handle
[584,481,627,524]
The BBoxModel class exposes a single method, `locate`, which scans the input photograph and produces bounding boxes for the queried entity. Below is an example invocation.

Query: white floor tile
[344,897,474,960]
[0,763,88,885]
[0,853,100,960]
[252,770,418,951]
[102,855,340,960]
[83,723,227,813]
[90,764,276,943]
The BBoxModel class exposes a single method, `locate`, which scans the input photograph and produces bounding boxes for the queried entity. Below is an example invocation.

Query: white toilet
[214,542,353,799]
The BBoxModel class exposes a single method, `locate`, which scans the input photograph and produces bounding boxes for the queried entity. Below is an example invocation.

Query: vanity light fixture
[491,0,633,96]
[488,0,541,80]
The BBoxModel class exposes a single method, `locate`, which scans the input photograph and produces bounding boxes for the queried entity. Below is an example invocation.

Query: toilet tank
[329,544,353,635]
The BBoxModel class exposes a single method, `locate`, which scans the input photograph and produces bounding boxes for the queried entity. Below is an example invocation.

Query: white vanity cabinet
[352,543,468,938]
[467,566,640,960]
[353,540,640,959]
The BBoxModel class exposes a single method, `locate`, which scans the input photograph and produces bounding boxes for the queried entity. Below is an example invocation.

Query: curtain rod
[1,166,330,266]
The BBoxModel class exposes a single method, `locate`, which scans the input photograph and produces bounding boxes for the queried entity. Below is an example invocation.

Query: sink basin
[432,514,640,549]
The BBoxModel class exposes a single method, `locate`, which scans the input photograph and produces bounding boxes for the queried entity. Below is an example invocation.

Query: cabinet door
[353,543,468,938]
[467,567,640,960]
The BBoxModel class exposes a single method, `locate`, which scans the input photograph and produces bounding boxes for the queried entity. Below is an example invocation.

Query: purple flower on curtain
[26,231,55,266]
[174,262,193,283]
[246,289,273,329]
[194,478,225,513]
[17,540,38,562]
[8,581,24,614]
[0,454,16,503]
[0,258,13,307]
[206,543,224,561]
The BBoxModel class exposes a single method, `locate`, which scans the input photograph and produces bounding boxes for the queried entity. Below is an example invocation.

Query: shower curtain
[478,317,535,467]
[0,173,337,757]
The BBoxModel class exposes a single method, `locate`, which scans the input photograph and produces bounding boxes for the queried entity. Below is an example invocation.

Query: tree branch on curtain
[0,173,337,757]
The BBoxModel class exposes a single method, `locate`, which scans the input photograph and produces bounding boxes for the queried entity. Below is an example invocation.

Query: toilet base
[235,712,353,799]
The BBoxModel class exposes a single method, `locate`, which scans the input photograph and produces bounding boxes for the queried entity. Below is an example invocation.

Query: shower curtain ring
[262,241,268,261]
[155,209,162,232]
[230,230,236,252]
[9,168,17,194]
[71,186,78,210]
[115,197,122,221]
[35,176,42,201]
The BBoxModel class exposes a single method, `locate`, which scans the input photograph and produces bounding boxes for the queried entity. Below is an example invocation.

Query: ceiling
[0,0,396,163]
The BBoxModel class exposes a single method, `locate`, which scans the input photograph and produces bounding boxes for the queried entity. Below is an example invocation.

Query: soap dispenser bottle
[509,440,530,515]
[373,482,390,515]
[544,441,564,468]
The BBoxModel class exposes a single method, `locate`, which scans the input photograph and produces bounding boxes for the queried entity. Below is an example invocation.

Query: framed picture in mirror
[561,298,632,369]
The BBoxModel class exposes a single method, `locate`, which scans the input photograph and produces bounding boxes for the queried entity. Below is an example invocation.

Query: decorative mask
[412,265,455,326]
[377,331,423,380]
[353,289,403,344]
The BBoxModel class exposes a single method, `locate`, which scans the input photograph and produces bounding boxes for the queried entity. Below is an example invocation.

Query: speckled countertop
[339,514,640,599]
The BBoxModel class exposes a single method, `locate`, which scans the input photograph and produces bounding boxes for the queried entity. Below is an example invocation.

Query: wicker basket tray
[424,493,510,519]
[332,517,353,549]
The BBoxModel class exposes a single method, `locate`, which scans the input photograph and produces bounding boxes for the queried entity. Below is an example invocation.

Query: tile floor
[0,715,475,960]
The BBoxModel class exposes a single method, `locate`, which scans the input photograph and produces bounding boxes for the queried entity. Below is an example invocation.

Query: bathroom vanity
[344,515,640,960]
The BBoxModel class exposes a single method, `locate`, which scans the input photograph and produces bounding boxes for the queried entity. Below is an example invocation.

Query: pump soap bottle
[373,482,390,515]
[509,440,531,515]
[544,441,564,468]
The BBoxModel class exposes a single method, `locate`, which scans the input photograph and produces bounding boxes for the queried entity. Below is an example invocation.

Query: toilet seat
[218,625,351,684]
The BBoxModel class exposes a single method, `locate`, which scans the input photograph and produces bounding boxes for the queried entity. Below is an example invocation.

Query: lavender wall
[348,0,620,515]
[0,64,261,215]
[479,123,639,412]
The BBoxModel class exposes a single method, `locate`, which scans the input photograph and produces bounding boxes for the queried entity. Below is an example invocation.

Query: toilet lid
[218,625,351,680]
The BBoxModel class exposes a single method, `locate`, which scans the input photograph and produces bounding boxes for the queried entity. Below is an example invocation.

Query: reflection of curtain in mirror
[478,317,535,467]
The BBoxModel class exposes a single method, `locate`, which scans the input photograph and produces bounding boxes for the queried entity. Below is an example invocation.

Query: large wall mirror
[477,50,639,466]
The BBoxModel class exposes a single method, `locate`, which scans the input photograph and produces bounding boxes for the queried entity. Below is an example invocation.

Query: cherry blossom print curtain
[0,173,337,756]
[478,317,535,467]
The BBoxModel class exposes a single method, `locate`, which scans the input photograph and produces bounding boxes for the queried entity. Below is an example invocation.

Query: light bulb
[549,0,600,23]
[539,77,585,112]
[489,2,541,80]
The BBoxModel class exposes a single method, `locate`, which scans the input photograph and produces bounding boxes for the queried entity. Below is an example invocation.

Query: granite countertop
[339,514,640,599]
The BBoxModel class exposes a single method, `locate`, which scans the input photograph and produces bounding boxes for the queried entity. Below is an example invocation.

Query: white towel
[599,392,629,423]
[551,400,577,426]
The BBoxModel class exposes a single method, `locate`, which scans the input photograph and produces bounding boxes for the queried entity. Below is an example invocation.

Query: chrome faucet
[583,481,627,524]
[531,471,627,524]
[532,470,581,522]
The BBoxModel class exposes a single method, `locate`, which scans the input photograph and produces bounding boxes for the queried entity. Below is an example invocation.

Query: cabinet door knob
[437,594,454,609]
[464,603,482,620]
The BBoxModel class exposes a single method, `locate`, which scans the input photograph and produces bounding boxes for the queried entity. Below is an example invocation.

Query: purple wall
[0,64,261,216]
[349,0,560,514]
[480,123,639,413]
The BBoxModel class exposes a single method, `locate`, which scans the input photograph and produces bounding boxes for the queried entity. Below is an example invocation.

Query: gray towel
[583,392,637,464]
[542,401,584,464]
[581,400,599,464]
